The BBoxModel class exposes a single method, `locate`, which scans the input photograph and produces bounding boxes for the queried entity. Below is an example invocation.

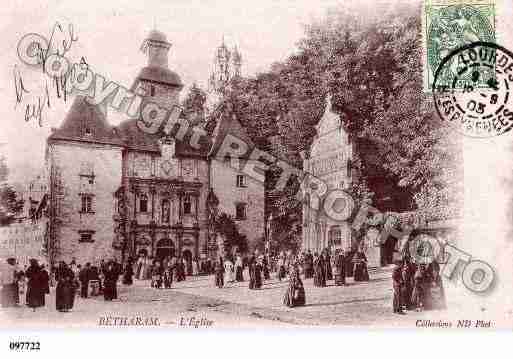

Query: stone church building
[301,96,384,267]
[45,30,264,266]
[301,96,353,253]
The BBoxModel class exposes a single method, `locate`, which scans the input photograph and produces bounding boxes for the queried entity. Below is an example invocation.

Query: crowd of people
[0,257,126,312]
[392,257,446,314]
[208,247,370,308]
[1,242,446,315]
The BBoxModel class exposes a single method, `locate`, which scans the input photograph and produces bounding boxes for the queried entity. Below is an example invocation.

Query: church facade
[45,30,265,266]
[301,96,353,254]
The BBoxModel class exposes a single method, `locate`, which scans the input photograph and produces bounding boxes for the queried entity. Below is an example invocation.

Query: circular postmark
[433,41,513,138]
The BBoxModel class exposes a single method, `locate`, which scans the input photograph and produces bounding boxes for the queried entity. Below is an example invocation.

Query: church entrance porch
[155,237,175,263]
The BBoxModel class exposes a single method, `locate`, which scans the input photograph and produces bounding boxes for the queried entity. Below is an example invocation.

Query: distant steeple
[208,37,242,95]
[232,45,242,77]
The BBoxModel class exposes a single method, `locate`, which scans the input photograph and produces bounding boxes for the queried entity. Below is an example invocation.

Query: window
[80,194,93,213]
[236,174,246,188]
[235,203,247,220]
[183,195,191,215]
[78,230,95,243]
[139,193,148,213]
[150,85,155,96]
[161,199,170,223]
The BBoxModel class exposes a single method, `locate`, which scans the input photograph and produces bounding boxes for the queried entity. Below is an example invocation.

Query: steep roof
[115,118,211,157]
[209,114,256,159]
[48,96,124,146]
[131,66,183,89]
[116,118,161,153]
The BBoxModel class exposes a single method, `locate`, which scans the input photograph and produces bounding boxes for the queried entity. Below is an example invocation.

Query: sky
[0,0,347,184]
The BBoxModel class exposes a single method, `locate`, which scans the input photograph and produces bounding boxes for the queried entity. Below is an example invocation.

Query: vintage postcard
[1,0,513,352]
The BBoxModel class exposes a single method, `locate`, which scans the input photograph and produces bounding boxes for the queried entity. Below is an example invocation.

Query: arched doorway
[182,249,193,275]
[155,237,175,262]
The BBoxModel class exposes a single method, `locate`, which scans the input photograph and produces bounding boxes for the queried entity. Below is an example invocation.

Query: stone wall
[48,141,123,265]
[0,220,47,267]
[210,158,265,251]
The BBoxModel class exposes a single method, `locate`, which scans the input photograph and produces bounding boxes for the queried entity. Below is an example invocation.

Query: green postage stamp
[423,0,496,91]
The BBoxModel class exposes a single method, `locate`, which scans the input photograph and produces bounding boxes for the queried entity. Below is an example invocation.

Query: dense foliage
[207,4,461,249]
[212,212,248,254]
[0,156,24,225]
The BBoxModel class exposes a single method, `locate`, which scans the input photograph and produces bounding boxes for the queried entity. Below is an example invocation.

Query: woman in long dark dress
[25,259,47,311]
[334,251,346,286]
[235,255,244,282]
[313,254,326,287]
[411,264,431,311]
[277,253,286,281]
[214,258,224,288]
[40,265,50,296]
[429,261,446,310]
[56,262,75,312]
[324,251,333,281]
[248,255,255,289]
[103,261,119,301]
[353,250,370,282]
[262,256,270,280]
[402,260,415,310]
[122,259,134,285]
[304,251,313,279]
[392,261,405,314]
[253,259,263,289]
[283,265,306,308]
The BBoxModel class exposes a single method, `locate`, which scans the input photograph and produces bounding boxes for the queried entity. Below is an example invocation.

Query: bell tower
[133,29,183,110]
[141,29,171,68]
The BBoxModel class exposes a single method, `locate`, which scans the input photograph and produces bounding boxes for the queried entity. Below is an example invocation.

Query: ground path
[1,266,471,328]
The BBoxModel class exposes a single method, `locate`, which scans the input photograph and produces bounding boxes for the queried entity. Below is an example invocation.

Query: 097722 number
[9,341,40,351]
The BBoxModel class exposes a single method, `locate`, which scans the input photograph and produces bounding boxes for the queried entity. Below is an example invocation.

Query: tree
[0,156,24,225]
[213,3,461,249]
[213,212,248,254]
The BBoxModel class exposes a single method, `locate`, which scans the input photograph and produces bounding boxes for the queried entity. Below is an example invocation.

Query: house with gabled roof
[45,30,264,267]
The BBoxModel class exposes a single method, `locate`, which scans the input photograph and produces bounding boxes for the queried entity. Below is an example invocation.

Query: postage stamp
[423,0,496,91]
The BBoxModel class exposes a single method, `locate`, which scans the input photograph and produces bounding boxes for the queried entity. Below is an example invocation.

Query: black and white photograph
[0,0,512,356]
